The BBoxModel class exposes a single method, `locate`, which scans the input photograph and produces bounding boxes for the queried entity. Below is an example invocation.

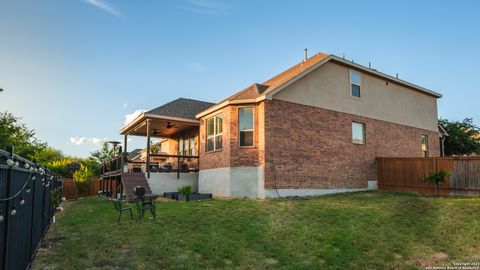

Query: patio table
[134,194,158,220]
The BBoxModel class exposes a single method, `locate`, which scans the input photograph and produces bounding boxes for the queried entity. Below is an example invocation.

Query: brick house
[195,53,442,198]
[112,52,442,200]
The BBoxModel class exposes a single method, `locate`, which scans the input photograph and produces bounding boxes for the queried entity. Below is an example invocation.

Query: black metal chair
[112,188,133,223]
[134,186,156,220]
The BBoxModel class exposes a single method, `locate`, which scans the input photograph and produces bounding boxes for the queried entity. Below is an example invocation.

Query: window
[190,136,195,156]
[421,135,429,157]
[352,122,365,144]
[239,107,254,146]
[206,114,223,152]
[178,134,196,156]
[350,70,361,97]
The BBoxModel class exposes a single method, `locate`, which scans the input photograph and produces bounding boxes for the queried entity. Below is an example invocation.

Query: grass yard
[32,191,480,269]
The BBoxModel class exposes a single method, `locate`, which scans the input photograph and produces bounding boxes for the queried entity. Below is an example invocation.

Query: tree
[150,141,159,154]
[81,157,101,176]
[439,118,480,156]
[0,111,46,159]
[73,164,93,192]
[424,170,451,197]
[34,146,64,166]
[91,142,114,163]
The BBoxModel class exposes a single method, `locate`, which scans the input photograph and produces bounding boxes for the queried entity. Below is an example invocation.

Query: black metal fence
[0,146,62,270]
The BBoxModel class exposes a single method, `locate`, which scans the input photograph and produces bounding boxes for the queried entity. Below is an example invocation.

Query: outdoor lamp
[24,163,30,169]
[10,208,16,216]
[26,187,31,193]
[20,199,25,205]
[0,215,3,222]
[6,159,14,166]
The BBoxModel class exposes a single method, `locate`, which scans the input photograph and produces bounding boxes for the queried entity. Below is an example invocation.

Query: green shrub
[178,185,192,196]
[424,170,451,197]
[73,164,93,192]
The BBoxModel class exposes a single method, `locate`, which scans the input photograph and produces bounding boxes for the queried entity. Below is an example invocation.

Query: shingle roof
[224,53,330,101]
[147,98,215,120]
[196,52,442,118]
[127,149,142,160]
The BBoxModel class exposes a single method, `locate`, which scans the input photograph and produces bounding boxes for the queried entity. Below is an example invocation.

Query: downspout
[441,136,446,157]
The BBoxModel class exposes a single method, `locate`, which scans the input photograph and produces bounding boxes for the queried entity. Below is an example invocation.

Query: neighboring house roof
[438,124,449,137]
[147,98,215,120]
[196,53,442,118]
[127,149,142,160]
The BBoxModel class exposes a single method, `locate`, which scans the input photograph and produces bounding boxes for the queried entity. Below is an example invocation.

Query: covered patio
[100,98,214,197]
[121,111,200,177]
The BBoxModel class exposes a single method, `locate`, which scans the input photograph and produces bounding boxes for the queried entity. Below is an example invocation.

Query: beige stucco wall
[273,61,439,132]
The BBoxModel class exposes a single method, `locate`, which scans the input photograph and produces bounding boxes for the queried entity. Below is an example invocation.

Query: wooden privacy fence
[62,178,104,199]
[377,157,480,196]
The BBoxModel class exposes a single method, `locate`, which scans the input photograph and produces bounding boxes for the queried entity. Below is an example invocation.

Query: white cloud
[70,137,108,145]
[123,102,128,108]
[84,0,121,17]
[124,109,146,126]
[188,62,206,72]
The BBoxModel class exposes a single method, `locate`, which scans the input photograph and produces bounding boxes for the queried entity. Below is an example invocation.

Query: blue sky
[0,0,479,157]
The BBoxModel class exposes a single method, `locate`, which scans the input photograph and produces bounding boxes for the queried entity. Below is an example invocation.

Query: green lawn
[33,191,480,269]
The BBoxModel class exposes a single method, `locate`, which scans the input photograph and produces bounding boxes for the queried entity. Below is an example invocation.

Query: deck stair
[121,173,152,202]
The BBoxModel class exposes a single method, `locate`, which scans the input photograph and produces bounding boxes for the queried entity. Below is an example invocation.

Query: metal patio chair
[112,188,133,223]
[133,186,157,220]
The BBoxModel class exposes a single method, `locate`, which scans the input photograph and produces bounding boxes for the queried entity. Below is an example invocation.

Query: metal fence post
[2,145,14,270]
[29,160,37,260]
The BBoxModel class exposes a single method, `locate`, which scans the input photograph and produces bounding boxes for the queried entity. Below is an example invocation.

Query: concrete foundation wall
[199,167,265,198]
[146,172,198,196]
[265,180,377,198]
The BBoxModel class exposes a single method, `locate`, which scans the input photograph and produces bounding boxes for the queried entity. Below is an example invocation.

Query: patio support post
[146,119,151,178]
[124,134,128,154]
[177,137,180,179]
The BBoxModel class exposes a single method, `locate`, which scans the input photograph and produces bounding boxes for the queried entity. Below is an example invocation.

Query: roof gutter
[195,98,259,119]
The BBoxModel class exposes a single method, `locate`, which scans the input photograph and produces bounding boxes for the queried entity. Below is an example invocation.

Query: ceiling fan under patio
[166,122,179,129]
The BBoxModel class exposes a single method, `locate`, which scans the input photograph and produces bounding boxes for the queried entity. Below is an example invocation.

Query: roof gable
[196,53,442,118]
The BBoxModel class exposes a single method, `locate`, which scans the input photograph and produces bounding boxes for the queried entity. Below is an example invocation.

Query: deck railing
[101,153,199,178]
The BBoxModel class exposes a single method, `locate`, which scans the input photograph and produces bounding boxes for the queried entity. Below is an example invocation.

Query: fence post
[2,145,14,270]
[433,157,437,195]
[28,160,37,260]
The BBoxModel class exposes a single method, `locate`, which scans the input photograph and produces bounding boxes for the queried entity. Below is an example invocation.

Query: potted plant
[176,185,212,201]
[177,185,192,201]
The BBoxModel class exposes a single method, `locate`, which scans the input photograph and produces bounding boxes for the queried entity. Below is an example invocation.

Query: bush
[424,170,451,197]
[178,185,192,196]
[73,164,93,192]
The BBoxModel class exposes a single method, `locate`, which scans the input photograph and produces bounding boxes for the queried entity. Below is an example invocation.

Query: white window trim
[352,122,366,145]
[350,70,362,98]
[238,107,255,147]
[206,114,223,152]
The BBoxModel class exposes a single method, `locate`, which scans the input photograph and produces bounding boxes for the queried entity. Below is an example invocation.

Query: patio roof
[120,98,214,137]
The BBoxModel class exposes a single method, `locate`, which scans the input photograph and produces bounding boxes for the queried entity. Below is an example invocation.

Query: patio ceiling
[120,113,199,138]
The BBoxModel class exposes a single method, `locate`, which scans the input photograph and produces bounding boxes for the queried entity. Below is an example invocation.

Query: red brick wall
[264,99,440,189]
[199,107,231,170]
[199,103,265,170]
